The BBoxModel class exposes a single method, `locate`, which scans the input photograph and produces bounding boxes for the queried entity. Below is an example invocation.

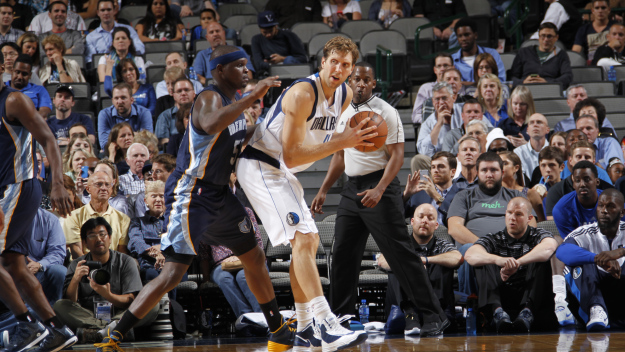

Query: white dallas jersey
[248,73,348,174]
[336,95,404,177]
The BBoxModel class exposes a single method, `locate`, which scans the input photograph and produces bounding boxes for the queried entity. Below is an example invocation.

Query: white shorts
[236,158,318,246]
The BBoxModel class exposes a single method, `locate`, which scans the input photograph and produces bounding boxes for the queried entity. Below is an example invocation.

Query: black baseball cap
[258,11,279,28]
[55,84,74,97]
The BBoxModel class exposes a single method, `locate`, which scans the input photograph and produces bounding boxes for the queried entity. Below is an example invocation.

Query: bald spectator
[513,114,550,180]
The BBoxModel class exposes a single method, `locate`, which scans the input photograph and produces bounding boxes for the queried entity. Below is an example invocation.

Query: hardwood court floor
[71,330,625,351]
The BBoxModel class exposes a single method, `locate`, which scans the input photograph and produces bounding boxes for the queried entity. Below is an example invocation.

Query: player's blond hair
[323,36,359,65]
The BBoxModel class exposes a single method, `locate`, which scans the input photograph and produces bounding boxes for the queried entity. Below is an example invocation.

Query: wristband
[424,256,428,265]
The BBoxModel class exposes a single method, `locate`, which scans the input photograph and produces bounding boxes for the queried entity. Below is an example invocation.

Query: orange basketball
[348,111,388,152]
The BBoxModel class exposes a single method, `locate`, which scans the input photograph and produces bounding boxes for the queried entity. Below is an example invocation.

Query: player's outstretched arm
[282,84,378,169]
[6,92,73,217]
[196,76,281,135]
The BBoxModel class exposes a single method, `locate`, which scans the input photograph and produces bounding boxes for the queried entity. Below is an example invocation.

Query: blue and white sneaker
[317,313,367,352]
[4,320,48,352]
[587,305,609,332]
[555,298,575,326]
[293,322,322,351]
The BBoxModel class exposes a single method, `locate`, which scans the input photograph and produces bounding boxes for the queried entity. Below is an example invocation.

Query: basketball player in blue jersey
[95,46,291,352]
[0,53,77,351]
[236,37,378,351]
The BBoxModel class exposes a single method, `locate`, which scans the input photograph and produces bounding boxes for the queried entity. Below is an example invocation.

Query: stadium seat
[73,97,92,112]
[361,30,410,92]
[291,22,332,49]
[465,0,491,15]
[339,20,383,45]
[537,220,560,238]
[308,33,351,59]
[321,214,337,223]
[500,52,515,72]
[217,3,258,22]
[118,5,146,22]
[359,0,373,18]
[144,41,185,54]
[580,81,615,96]
[181,16,200,29]
[100,97,112,110]
[433,225,453,243]
[533,98,569,114]
[596,96,625,113]
[571,66,603,82]
[269,64,313,80]
[239,23,259,51]
[222,15,257,35]
[146,52,171,66]
[146,65,166,84]
[250,0,268,12]
[566,51,587,67]
[522,83,563,98]
[543,113,570,129]
[194,40,211,54]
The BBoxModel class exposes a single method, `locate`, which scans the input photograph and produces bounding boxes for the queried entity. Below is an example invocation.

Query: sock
[310,296,332,322]
[15,312,35,323]
[259,298,283,332]
[553,275,566,301]
[44,316,64,329]
[112,311,140,340]
[294,302,313,332]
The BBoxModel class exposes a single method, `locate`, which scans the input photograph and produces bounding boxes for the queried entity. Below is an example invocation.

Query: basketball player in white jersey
[236,37,377,351]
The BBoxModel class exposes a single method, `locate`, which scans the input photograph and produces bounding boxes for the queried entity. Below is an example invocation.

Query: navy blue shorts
[161,175,257,260]
[0,179,41,255]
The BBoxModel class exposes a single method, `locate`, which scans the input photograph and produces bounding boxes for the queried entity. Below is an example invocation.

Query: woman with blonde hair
[39,34,86,84]
[64,148,95,182]
[498,85,536,148]
[476,73,508,126]
[18,33,41,77]
[133,130,159,161]
[62,133,94,166]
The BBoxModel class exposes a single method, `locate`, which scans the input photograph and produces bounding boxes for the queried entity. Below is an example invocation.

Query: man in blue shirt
[451,17,506,84]
[85,0,144,65]
[97,83,153,150]
[192,22,254,85]
[46,84,96,146]
[561,140,613,184]
[576,114,624,169]
[154,78,196,147]
[8,54,53,117]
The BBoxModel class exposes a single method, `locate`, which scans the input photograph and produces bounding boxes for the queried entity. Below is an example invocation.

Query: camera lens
[89,269,110,285]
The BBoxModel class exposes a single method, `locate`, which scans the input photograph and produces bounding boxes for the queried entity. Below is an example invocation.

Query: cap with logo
[257,11,279,28]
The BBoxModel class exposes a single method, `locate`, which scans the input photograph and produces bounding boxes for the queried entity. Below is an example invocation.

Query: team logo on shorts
[239,217,251,233]
[286,212,300,226]
[573,267,582,280]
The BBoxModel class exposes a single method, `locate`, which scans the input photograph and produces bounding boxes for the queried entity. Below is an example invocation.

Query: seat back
[339,20,383,44]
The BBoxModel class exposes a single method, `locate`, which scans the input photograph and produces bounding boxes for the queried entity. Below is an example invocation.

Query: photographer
[53,217,158,343]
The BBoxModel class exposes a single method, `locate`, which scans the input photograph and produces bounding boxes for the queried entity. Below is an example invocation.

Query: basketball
[348,111,388,152]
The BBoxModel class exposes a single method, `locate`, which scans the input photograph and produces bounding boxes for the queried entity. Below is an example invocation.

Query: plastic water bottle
[608,66,617,82]
[466,308,476,335]
[181,28,186,42]
[358,299,369,324]
[189,66,198,81]
[139,67,146,84]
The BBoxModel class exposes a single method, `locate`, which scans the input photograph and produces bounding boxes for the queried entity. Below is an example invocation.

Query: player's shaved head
[600,188,625,207]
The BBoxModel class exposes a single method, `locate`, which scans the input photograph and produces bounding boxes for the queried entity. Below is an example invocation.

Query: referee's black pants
[329,170,447,324]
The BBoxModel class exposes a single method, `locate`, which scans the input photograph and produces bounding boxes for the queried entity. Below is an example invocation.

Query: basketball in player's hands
[349,111,387,152]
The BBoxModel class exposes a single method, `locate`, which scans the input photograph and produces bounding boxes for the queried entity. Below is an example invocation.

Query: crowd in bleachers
[2,0,625,346]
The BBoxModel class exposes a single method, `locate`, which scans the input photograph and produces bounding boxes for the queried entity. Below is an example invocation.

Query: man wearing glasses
[511,22,573,88]
[411,53,455,126]
[572,0,615,62]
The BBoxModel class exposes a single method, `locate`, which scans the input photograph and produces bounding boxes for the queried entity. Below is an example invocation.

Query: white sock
[310,296,332,322]
[295,302,313,332]
[553,275,566,301]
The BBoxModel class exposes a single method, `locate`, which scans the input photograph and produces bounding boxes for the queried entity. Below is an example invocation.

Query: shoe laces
[591,306,608,320]
[518,309,532,320]
[94,336,124,352]
[494,308,509,321]
[326,316,352,334]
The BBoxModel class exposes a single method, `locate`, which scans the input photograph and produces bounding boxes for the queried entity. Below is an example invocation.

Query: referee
[311,62,449,337]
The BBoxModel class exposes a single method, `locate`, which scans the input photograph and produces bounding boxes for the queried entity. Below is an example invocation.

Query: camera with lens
[82,261,110,285]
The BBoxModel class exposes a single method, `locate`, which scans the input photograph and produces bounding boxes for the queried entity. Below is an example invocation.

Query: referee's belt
[347,169,385,187]
[239,146,280,169]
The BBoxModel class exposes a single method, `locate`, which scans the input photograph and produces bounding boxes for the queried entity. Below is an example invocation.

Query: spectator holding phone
[64,148,95,183]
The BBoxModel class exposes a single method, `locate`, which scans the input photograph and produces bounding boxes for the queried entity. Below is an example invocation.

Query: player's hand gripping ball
[349,111,388,152]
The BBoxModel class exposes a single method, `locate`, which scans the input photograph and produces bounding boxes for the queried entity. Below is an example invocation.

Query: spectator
[466,120,490,155]
[554,84,590,132]
[104,122,134,173]
[103,57,156,116]
[251,11,308,75]
[416,82,461,157]
[592,23,625,67]
[54,217,158,342]
[39,34,86,84]
[154,66,183,118]
[576,115,624,169]
[155,78,195,147]
[420,68,473,126]
[562,139,613,184]
[135,0,183,42]
[498,86,535,147]
[190,7,237,43]
[63,148,94,182]
[513,113,550,180]
[0,3,24,44]
[412,0,465,43]
[62,132,94,170]
[265,0,322,29]
[63,174,85,214]
[47,84,96,146]
[8,54,53,117]
[465,197,557,333]
[322,0,362,29]
[166,102,190,157]
[369,0,411,29]
[126,153,175,218]
[98,83,153,150]
[572,98,616,138]
[170,0,214,17]
[451,18,506,84]
[607,157,625,184]
[63,171,131,259]
[85,0,144,65]
[133,130,158,162]
[442,99,487,154]
[28,0,86,35]
[501,151,529,196]
[38,1,85,56]
[118,143,149,196]
[549,131,568,155]
[155,52,204,99]
[0,42,42,85]
[17,33,41,77]
[453,136,481,190]
[97,27,145,83]
[572,0,615,61]
[85,0,130,31]
[4,0,32,31]
[528,146,566,221]
[477,73,508,127]
[381,204,462,332]
[79,159,128,215]
[466,53,511,99]
[486,128,515,154]
[411,53,453,125]
[512,22,573,88]
[192,22,254,85]
[243,91,262,126]
[529,0,583,48]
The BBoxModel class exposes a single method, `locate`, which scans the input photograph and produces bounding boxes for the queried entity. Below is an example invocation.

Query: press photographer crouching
[53,217,158,343]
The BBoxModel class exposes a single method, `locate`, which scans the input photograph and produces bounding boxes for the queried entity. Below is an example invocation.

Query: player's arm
[196,76,281,135]
[360,142,404,208]
[427,250,463,268]
[6,92,72,216]
[311,150,345,215]
[282,84,377,169]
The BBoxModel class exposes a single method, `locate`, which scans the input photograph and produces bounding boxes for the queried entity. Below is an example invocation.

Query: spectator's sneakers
[555,298,575,326]
[94,330,124,352]
[404,312,421,336]
[493,307,513,333]
[512,308,534,333]
[293,322,322,351]
[4,320,48,352]
[317,313,368,352]
[268,316,297,352]
[30,325,77,352]
[76,327,101,344]
[587,305,609,332]
[420,318,450,337]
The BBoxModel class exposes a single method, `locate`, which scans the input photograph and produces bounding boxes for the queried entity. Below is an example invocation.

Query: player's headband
[209,51,246,71]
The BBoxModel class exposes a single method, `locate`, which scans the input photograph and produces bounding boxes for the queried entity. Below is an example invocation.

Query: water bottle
[189,66,198,81]
[466,308,476,336]
[139,67,146,84]
[181,28,186,42]
[358,299,369,324]
[608,66,617,82]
